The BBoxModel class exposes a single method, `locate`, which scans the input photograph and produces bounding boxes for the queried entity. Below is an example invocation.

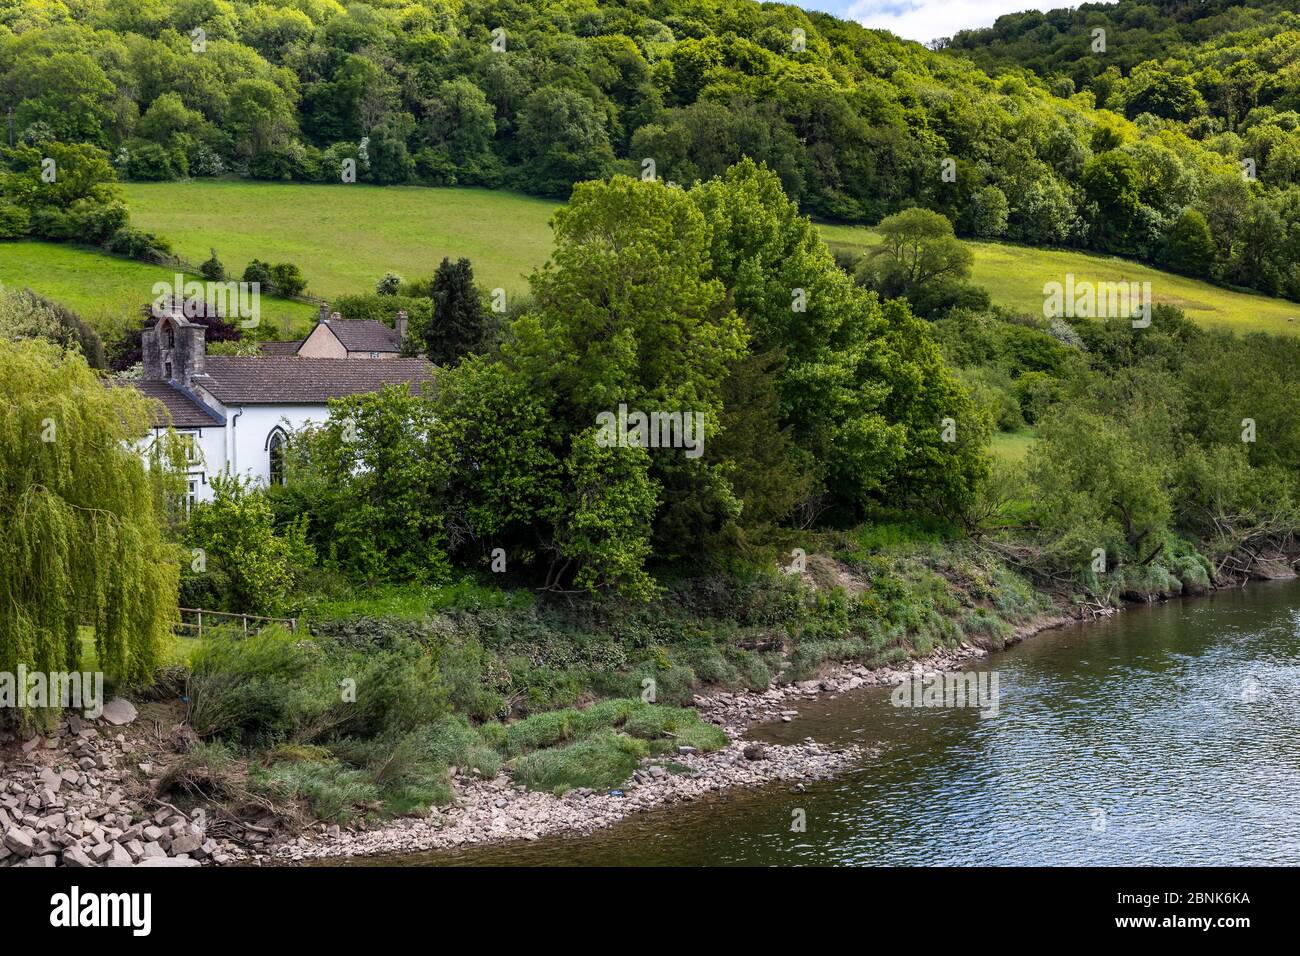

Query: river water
[369,580,1300,866]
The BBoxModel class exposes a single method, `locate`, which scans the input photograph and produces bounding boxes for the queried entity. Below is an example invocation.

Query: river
[362,580,1300,866]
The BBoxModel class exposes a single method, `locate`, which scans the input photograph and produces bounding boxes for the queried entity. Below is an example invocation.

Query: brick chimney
[318,302,330,324]
[395,309,408,343]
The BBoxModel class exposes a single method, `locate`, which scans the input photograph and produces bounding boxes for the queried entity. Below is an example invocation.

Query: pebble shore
[1,612,1073,867]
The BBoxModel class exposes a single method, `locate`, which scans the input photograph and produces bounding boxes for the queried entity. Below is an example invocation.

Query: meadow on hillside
[3,181,1291,345]
[123,181,558,300]
[818,223,1300,336]
[0,241,318,343]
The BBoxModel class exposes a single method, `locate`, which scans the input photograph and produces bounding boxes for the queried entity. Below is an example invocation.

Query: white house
[132,304,432,507]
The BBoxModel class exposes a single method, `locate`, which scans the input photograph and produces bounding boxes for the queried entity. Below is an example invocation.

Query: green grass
[9,180,1297,346]
[122,180,559,300]
[0,240,318,343]
[990,427,1037,464]
[305,581,530,621]
[78,625,192,674]
[817,223,1300,336]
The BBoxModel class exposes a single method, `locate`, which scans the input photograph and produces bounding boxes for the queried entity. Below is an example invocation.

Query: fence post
[198,609,202,640]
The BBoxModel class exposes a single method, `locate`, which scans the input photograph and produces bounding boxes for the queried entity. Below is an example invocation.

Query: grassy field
[990,427,1037,464]
[5,181,1298,346]
[123,180,558,300]
[818,223,1300,336]
[0,241,318,343]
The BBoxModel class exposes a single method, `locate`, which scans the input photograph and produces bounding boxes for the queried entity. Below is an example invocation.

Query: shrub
[186,628,313,741]
[253,758,380,822]
[620,705,727,752]
[0,199,30,238]
[199,249,226,281]
[242,259,273,287]
[269,262,307,297]
[105,226,171,262]
[514,729,648,795]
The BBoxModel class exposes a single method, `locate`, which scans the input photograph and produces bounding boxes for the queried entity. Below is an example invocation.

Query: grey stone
[100,698,138,727]
[170,833,202,856]
[62,847,94,867]
[136,857,200,867]
[3,827,34,855]
[108,843,132,864]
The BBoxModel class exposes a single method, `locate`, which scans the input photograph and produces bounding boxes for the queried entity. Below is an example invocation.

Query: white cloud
[839,1,1086,45]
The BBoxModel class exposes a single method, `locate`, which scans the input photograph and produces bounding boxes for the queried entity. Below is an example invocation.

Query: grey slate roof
[193,356,434,404]
[129,380,226,428]
[259,340,304,355]
[326,319,401,353]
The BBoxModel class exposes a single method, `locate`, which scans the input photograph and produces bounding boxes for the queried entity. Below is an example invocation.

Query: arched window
[266,428,288,486]
[163,320,175,349]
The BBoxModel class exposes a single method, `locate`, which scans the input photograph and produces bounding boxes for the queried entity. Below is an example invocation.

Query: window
[163,323,175,349]
[177,432,200,464]
[267,428,288,486]
[164,361,172,380]
[369,351,380,359]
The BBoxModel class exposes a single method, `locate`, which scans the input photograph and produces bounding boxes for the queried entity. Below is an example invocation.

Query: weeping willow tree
[0,337,182,705]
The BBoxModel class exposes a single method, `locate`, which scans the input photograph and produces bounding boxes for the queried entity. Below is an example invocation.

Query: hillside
[818,222,1300,335]
[0,241,318,342]
[5,179,1298,342]
[122,180,556,299]
[0,0,1297,303]
[947,0,1296,92]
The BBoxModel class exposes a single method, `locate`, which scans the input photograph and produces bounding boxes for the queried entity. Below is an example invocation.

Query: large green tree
[425,257,490,366]
[0,338,179,705]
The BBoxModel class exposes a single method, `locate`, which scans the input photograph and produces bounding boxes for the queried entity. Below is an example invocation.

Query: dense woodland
[1,0,1299,300]
[7,1,1300,820]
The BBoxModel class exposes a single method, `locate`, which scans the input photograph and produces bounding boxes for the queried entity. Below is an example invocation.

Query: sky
[799,1,1089,45]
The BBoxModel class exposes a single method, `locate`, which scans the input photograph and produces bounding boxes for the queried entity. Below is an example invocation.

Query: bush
[105,226,171,262]
[185,474,315,615]
[269,262,307,297]
[253,758,380,822]
[242,259,272,287]
[0,199,30,238]
[126,142,186,181]
[514,729,648,795]
[186,628,314,741]
[199,249,226,281]
[620,705,727,752]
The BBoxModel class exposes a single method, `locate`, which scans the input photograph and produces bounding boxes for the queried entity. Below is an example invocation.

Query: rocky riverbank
[0,699,243,868]
[0,609,1083,868]
[257,612,1074,865]
[268,737,861,863]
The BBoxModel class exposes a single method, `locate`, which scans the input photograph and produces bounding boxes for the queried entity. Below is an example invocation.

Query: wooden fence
[175,607,298,639]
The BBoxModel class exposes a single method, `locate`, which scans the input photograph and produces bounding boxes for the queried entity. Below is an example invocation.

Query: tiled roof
[259,340,303,355]
[128,380,226,428]
[326,319,401,353]
[194,356,434,404]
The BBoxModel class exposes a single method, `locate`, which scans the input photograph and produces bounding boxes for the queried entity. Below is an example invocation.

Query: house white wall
[169,403,330,505]
[224,404,329,489]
